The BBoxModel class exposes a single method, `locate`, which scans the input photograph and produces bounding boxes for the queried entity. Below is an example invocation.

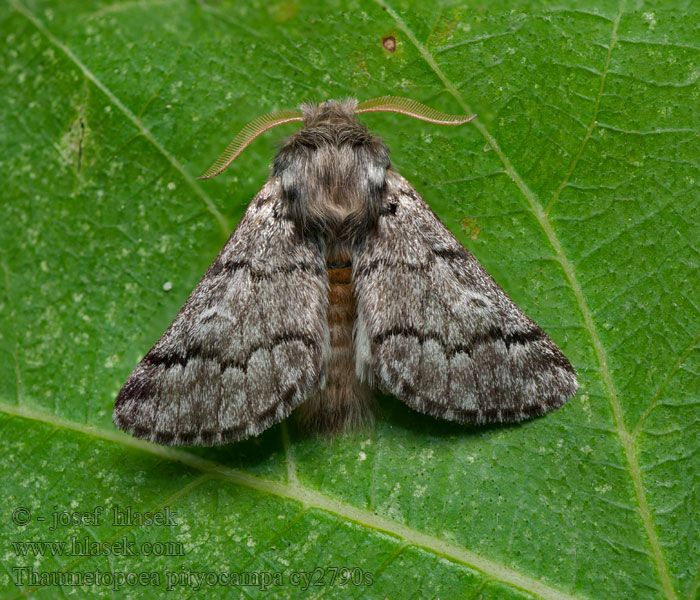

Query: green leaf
[1,0,698,598]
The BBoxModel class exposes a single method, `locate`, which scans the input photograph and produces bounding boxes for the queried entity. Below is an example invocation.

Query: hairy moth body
[113,98,578,445]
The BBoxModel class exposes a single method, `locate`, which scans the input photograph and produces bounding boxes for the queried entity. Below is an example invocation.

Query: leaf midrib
[0,400,580,600]
[373,1,677,598]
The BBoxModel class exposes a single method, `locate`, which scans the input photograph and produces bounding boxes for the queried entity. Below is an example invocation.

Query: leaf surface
[1,1,698,598]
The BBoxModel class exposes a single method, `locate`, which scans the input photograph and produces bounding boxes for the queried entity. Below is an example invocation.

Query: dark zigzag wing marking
[113,178,330,445]
[372,326,547,358]
[353,170,577,425]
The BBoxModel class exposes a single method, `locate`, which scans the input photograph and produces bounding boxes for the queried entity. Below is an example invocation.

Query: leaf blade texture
[1,1,698,599]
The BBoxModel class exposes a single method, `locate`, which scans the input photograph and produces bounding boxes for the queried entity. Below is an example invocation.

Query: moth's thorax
[272,99,390,241]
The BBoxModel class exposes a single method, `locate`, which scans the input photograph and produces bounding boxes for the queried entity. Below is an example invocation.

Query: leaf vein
[373,1,679,597]
[11,0,230,237]
[0,400,582,600]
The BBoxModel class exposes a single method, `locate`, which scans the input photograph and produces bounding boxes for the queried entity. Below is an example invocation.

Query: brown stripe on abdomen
[295,260,374,432]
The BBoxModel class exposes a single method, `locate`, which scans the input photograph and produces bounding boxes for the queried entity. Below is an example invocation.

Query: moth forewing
[113,180,330,445]
[353,170,577,423]
[113,97,577,445]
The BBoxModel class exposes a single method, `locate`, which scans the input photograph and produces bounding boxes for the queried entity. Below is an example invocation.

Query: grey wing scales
[113,179,330,445]
[353,171,577,424]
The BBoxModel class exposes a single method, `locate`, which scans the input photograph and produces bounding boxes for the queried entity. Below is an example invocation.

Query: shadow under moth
[113,97,578,446]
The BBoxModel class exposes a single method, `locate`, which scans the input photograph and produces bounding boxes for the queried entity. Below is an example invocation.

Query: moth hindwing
[113,97,577,445]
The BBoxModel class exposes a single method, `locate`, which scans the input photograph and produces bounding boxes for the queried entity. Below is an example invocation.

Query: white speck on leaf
[643,12,657,30]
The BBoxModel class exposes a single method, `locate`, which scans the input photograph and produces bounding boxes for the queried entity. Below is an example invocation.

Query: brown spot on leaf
[382,35,396,53]
[460,217,481,240]
[267,1,299,22]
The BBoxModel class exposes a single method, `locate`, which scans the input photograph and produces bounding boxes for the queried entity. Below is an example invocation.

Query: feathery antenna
[199,98,475,179]
[355,96,475,126]
[198,110,303,179]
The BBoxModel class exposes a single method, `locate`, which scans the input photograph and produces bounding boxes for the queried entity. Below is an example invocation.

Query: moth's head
[198,96,476,180]
[275,97,386,164]
[299,98,360,128]
[272,99,391,234]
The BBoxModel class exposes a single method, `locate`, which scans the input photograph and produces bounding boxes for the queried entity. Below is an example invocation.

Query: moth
[113,97,578,446]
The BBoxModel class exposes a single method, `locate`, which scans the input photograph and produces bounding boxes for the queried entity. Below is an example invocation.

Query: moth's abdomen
[295,259,373,432]
[328,263,354,328]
